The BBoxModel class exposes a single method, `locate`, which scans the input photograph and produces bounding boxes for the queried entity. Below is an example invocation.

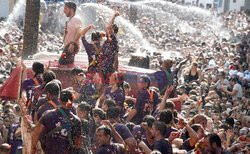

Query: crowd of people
[0,0,250,154]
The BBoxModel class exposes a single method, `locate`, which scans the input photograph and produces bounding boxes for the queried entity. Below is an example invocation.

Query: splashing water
[77,3,157,56]
[3,0,231,62]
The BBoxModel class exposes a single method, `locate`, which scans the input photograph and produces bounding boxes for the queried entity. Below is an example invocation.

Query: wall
[0,0,9,18]
[229,0,245,11]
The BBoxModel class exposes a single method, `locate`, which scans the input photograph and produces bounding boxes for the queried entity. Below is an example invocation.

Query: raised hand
[88,24,96,29]
[114,11,120,17]
[164,85,174,96]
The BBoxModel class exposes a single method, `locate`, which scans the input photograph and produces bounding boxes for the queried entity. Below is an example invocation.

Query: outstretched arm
[74,24,95,42]
[106,11,119,37]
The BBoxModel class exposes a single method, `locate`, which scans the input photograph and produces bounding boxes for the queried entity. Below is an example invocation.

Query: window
[219,0,223,7]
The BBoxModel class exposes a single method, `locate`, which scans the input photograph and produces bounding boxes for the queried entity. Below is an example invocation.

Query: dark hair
[112,24,119,34]
[113,72,124,91]
[65,1,76,12]
[153,121,166,136]
[123,81,131,90]
[96,125,112,137]
[45,81,60,96]
[143,115,155,128]
[71,67,84,76]
[14,104,21,113]
[225,117,234,127]
[43,70,56,84]
[32,62,44,77]
[165,101,175,110]
[139,75,151,89]
[104,99,116,108]
[52,79,62,91]
[93,108,106,120]
[91,31,101,41]
[126,122,135,132]
[218,71,226,77]
[159,109,173,125]
[106,107,120,119]
[207,133,222,147]
[60,88,74,103]
[229,77,237,83]
[77,102,91,112]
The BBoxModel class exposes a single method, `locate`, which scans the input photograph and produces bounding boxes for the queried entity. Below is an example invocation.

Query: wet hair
[91,31,101,41]
[32,62,44,77]
[71,67,84,76]
[43,70,56,84]
[153,121,166,136]
[165,101,175,110]
[112,24,119,34]
[113,72,124,91]
[60,88,74,103]
[45,81,60,96]
[104,99,116,108]
[229,77,237,83]
[139,74,151,89]
[189,114,207,126]
[106,107,120,119]
[207,133,222,147]
[14,104,21,114]
[65,1,76,12]
[159,109,173,125]
[123,81,131,90]
[92,108,106,120]
[96,125,112,137]
[126,122,135,132]
[143,115,155,128]
[192,62,198,67]
[218,71,226,77]
[52,79,62,91]
[225,117,234,127]
[77,102,91,112]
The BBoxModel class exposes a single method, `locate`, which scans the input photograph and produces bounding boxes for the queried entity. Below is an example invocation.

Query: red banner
[0,65,22,100]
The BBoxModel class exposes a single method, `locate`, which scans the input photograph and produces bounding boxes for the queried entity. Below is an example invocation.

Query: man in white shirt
[222,77,243,100]
[59,2,83,64]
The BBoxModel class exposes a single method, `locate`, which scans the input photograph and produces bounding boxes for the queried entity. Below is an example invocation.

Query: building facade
[183,0,249,13]
[0,0,17,19]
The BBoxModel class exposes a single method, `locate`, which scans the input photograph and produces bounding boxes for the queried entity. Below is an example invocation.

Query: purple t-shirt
[114,123,133,141]
[165,127,178,138]
[39,108,82,154]
[153,139,173,154]
[22,75,43,100]
[98,34,118,73]
[81,37,101,65]
[96,143,125,154]
[132,89,150,125]
[181,139,194,152]
[104,87,125,113]
[37,98,60,121]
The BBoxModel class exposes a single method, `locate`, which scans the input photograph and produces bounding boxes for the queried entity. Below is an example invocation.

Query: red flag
[0,64,22,100]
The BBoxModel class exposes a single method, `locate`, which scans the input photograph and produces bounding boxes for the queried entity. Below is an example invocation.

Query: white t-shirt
[232,83,243,100]
[64,15,83,48]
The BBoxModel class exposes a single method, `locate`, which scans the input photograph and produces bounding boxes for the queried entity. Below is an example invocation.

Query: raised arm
[108,11,120,27]
[106,11,119,37]
[101,120,125,145]
[75,24,95,42]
